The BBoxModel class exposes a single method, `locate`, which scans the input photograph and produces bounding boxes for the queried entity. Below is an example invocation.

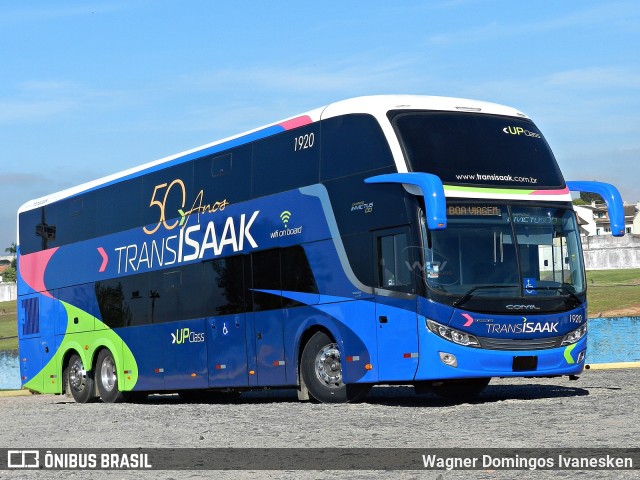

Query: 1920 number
[294,133,315,151]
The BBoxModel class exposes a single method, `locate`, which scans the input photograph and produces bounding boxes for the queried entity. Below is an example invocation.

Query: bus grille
[478,336,564,351]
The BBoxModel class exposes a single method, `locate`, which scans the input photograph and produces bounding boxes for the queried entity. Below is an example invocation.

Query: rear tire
[300,331,370,403]
[428,377,491,401]
[66,354,96,403]
[96,349,125,403]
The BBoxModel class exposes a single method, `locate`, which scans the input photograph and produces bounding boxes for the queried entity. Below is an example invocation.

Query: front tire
[300,331,370,403]
[66,354,96,403]
[96,349,125,403]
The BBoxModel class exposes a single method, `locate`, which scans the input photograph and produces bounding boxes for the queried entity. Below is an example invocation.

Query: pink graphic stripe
[97,247,109,272]
[18,248,59,298]
[530,187,570,195]
[462,313,474,327]
[279,115,313,130]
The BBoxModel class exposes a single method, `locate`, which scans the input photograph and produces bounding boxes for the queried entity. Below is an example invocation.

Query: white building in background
[574,201,640,270]
[573,201,638,236]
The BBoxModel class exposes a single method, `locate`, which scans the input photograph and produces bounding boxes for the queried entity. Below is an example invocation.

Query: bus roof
[18,95,528,215]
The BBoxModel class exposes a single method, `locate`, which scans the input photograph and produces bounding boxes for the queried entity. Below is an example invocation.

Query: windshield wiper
[525,284,582,306]
[452,284,519,308]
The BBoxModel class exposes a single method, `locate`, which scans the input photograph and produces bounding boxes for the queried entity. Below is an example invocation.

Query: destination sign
[447,206,502,217]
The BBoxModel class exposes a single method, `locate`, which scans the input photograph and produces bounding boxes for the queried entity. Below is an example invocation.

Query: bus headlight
[427,319,480,347]
[561,324,588,345]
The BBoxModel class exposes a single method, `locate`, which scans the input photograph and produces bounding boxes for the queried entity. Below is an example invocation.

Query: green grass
[0,299,17,351]
[586,268,640,317]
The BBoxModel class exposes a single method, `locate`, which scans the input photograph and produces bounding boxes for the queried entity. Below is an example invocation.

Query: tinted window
[96,262,204,327]
[320,114,394,181]
[281,246,318,307]
[147,262,204,323]
[95,279,131,328]
[96,177,144,238]
[391,111,565,189]
[376,231,412,291]
[19,208,54,254]
[203,256,246,315]
[194,145,252,206]
[281,246,318,294]
[95,274,150,327]
[251,250,281,311]
[252,125,320,198]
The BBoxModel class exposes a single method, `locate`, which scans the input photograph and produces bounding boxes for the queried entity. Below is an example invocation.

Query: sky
[1,0,639,251]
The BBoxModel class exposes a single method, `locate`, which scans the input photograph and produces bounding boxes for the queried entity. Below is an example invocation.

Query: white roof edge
[17,95,527,215]
[320,94,528,119]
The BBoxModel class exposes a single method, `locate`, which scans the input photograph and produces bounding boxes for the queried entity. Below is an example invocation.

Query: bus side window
[320,114,394,181]
[251,250,282,311]
[375,230,412,291]
[252,125,320,198]
[203,256,246,316]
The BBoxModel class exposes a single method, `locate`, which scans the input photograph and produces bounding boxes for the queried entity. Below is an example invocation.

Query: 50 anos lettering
[143,178,228,235]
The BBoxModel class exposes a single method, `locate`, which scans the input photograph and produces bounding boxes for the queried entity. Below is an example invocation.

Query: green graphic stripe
[564,343,578,365]
[24,301,139,394]
[444,185,536,195]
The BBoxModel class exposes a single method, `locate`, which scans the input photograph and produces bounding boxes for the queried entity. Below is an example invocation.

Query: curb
[0,389,33,398]
[585,361,640,370]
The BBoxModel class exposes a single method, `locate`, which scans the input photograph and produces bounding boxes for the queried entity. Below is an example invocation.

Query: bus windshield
[421,202,585,307]
[391,111,565,189]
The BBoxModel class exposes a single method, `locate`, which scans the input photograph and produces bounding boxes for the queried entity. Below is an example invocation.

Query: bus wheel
[96,349,125,403]
[428,378,491,401]
[66,354,96,403]
[301,331,370,403]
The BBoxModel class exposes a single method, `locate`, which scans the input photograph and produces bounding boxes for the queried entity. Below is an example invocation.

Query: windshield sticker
[454,173,539,184]
[502,126,541,138]
[523,278,537,295]
[426,262,439,279]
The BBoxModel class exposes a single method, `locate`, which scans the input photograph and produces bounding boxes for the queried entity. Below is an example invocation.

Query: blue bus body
[16,95,624,402]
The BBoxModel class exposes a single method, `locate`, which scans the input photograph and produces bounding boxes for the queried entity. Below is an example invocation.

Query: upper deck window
[390,111,565,189]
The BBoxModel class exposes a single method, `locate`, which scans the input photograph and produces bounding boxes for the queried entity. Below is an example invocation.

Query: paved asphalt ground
[0,366,638,479]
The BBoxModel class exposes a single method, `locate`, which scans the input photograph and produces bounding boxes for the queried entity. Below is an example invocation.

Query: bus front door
[374,228,420,381]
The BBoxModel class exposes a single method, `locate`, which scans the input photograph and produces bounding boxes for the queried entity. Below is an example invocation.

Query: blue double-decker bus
[16,95,625,403]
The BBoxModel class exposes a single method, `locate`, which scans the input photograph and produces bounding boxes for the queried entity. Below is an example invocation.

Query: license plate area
[512,355,538,372]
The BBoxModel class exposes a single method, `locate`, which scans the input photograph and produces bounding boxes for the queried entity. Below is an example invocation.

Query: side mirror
[566,181,625,237]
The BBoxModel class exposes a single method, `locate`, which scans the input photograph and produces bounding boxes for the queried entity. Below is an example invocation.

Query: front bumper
[415,318,587,380]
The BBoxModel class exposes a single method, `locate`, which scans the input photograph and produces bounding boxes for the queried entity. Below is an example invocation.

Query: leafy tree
[4,242,16,268]
[2,266,16,283]
[580,192,604,204]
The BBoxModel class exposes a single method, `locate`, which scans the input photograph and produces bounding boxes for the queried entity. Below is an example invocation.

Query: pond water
[587,316,640,364]
[0,317,638,390]
[0,349,20,390]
